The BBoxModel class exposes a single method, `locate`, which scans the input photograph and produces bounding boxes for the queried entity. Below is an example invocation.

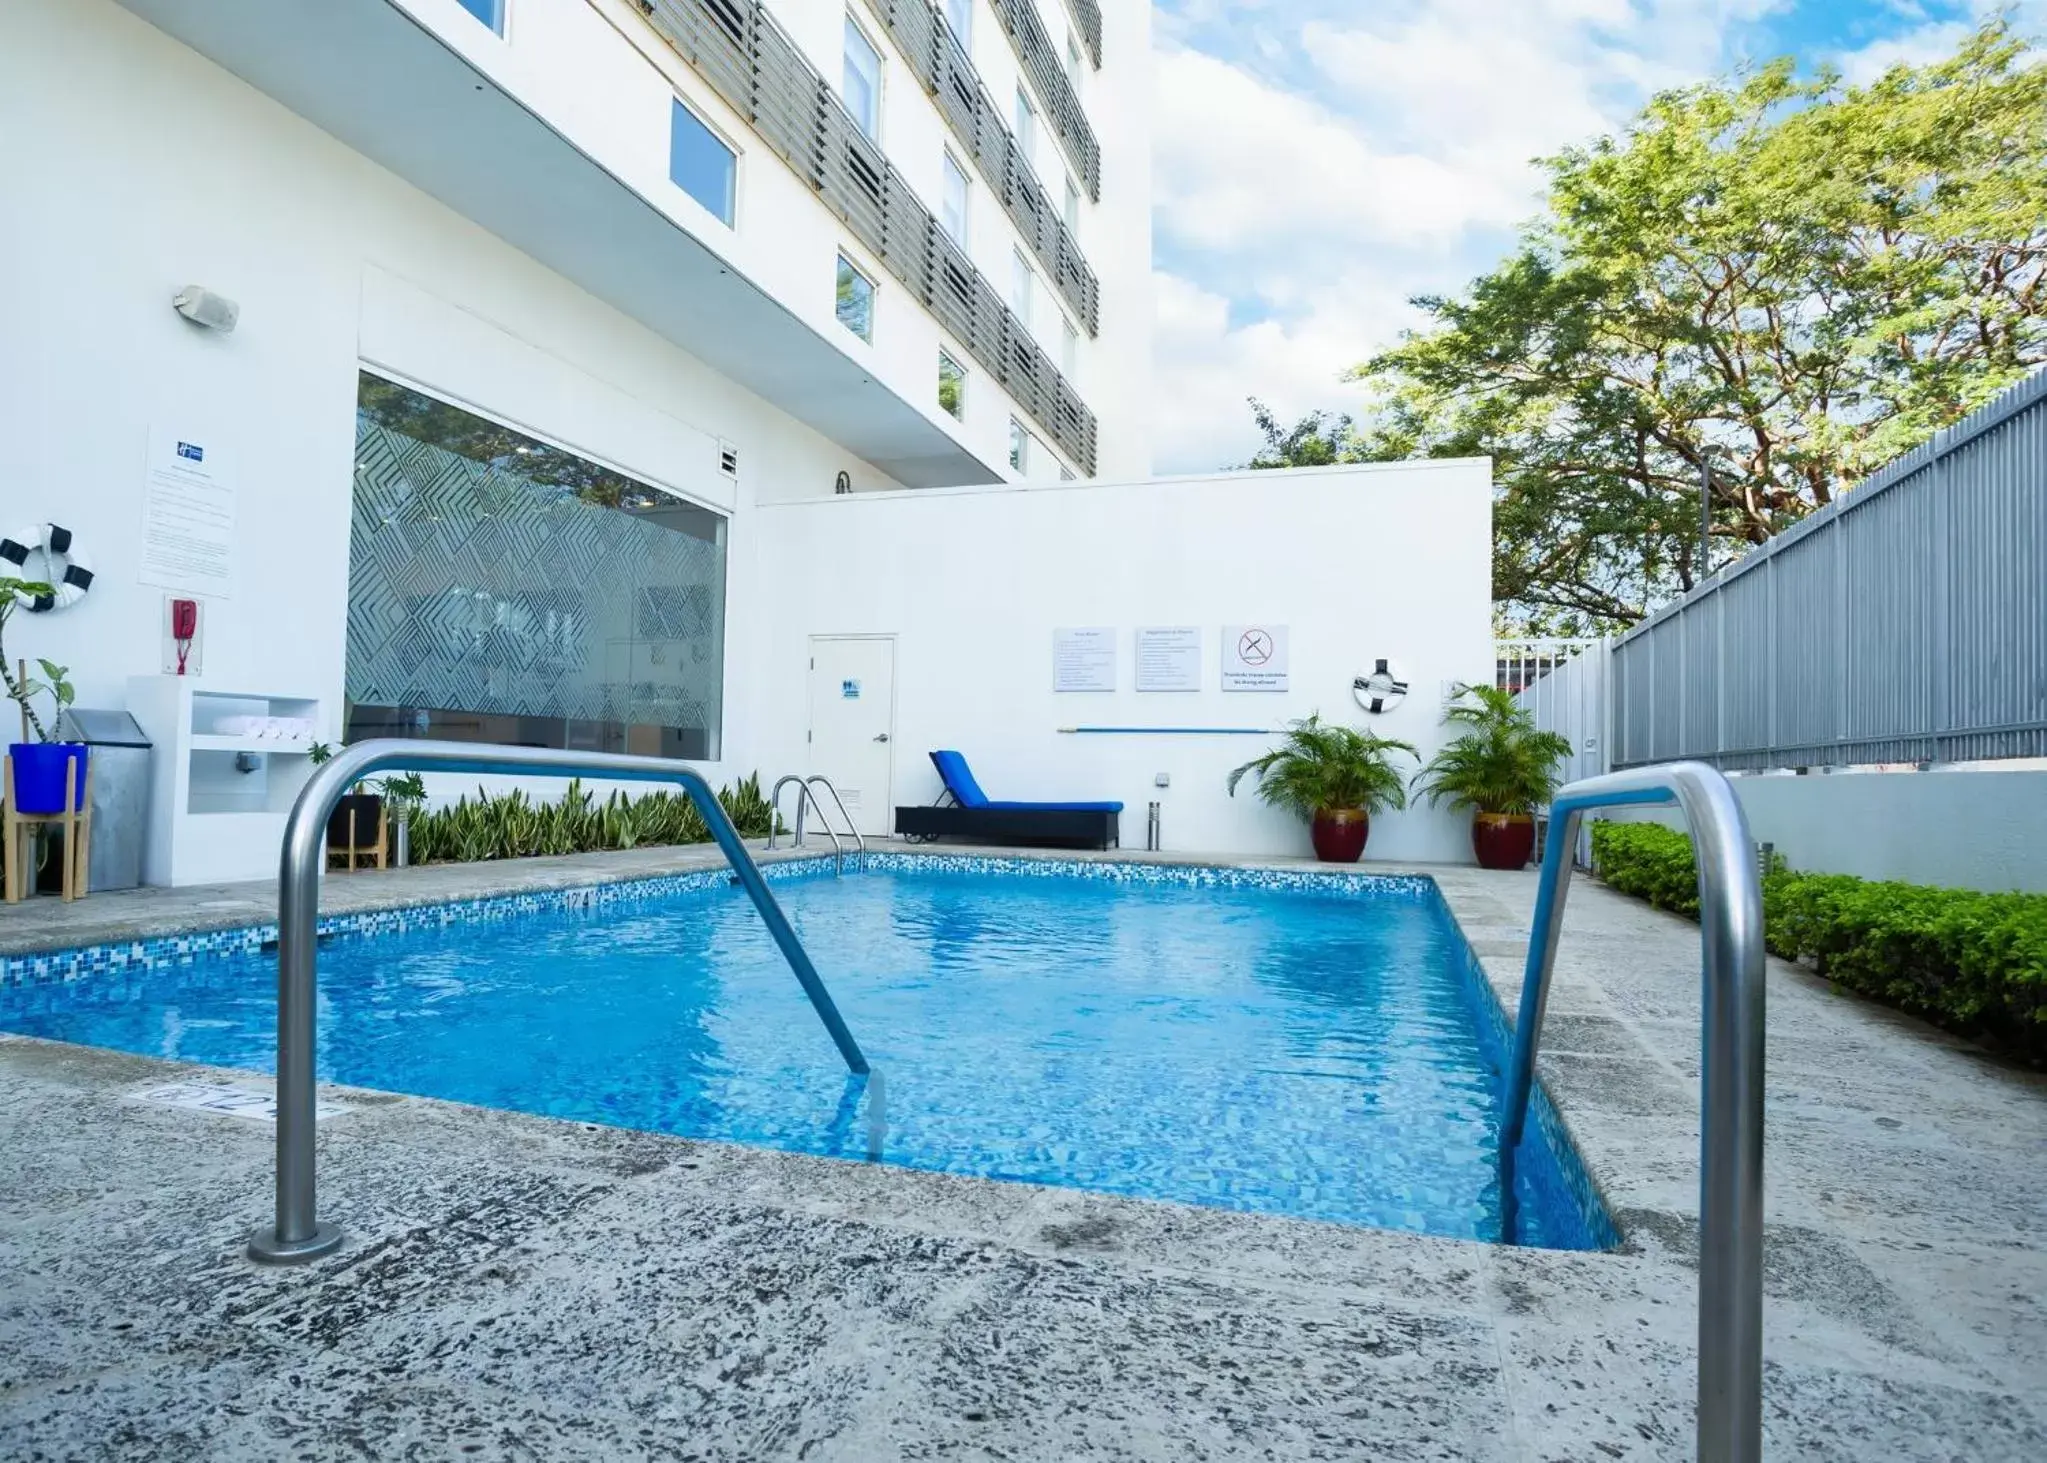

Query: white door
[807,636,896,836]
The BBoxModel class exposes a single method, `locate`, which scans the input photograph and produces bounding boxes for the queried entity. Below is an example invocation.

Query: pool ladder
[1502,763,1765,1463]
[246,740,870,1267]
[767,774,866,873]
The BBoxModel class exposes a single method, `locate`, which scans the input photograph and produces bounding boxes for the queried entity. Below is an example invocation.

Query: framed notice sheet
[1053,626,1117,692]
[1135,627,1202,692]
[1222,624,1289,692]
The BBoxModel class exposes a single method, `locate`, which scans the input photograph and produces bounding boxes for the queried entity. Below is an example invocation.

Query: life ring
[0,523,94,612]
[1352,658,1409,714]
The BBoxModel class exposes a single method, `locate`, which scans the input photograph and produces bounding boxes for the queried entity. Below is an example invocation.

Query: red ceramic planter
[1472,812,1536,870]
[1310,807,1370,863]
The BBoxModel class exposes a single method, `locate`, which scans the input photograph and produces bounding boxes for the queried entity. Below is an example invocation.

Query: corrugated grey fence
[1609,369,2047,770]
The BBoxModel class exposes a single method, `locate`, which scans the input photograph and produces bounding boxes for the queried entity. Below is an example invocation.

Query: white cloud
[1149,0,1791,473]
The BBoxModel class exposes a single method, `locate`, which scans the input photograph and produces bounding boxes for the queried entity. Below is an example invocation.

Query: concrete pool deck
[1,844,2043,1459]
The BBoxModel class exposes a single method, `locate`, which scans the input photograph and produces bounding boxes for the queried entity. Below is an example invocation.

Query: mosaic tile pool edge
[0,854,1430,991]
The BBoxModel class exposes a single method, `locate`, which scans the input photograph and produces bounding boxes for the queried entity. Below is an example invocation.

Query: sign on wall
[1052,626,1117,692]
[1222,624,1290,692]
[1135,626,1203,692]
[139,425,237,600]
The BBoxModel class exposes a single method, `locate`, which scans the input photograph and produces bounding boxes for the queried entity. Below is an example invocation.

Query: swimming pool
[0,857,1615,1250]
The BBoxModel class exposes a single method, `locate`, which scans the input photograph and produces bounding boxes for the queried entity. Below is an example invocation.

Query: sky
[1148,0,2045,473]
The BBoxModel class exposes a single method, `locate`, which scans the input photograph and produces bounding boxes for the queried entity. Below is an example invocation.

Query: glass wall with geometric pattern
[345,374,726,759]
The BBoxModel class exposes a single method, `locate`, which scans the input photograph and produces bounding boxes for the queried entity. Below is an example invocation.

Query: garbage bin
[56,709,151,892]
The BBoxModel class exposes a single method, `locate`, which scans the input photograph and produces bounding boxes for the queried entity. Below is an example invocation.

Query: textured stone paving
[1,850,2042,1460]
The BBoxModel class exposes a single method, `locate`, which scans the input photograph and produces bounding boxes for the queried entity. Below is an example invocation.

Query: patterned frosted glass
[345,375,725,759]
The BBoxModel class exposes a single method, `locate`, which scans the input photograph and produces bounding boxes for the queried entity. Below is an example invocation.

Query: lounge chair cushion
[928,750,1124,814]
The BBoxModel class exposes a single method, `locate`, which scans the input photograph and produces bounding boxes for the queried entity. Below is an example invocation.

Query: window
[1066,30,1083,87]
[843,14,883,140]
[942,0,972,46]
[1014,85,1037,172]
[1059,465,1076,482]
[347,373,727,759]
[1011,248,1034,331]
[1060,316,1078,378]
[1008,417,1028,472]
[455,0,504,34]
[836,252,875,342]
[938,350,966,420]
[669,100,736,227]
[1063,175,1080,232]
[941,151,970,246]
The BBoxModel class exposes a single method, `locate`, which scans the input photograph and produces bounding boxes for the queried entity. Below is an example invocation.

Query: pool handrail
[1500,761,1764,1463]
[804,776,866,871]
[246,739,870,1266]
[765,773,857,872]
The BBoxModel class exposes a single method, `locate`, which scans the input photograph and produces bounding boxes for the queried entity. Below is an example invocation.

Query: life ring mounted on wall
[1,523,94,612]
[1352,658,1409,714]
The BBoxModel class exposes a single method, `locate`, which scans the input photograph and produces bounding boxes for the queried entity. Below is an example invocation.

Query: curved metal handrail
[768,774,846,872]
[804,776,866,871]
[247,740,870,1266]
[1501,762,1764,1463]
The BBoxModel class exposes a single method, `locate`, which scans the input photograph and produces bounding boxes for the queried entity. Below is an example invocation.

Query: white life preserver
[1352,658,1409,714]
[1,523,94,612]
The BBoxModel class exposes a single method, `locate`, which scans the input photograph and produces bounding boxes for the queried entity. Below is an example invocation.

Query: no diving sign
[1222,624,1289,692]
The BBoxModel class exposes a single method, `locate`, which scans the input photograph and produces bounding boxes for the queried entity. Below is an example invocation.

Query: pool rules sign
[1222,625,1289,692]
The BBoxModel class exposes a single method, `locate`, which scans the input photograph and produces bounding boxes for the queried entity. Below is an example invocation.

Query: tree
[1242,398,1362,469]
[1280,21,2047,630]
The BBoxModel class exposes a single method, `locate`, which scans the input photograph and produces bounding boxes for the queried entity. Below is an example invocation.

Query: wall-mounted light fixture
[171,285,239,333]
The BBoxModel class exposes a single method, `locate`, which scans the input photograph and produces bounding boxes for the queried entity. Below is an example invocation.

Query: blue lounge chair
[896,750,1122,849]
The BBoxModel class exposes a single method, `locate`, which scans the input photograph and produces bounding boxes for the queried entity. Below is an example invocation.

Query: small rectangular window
[1011,249,1034,331]
[836,253,875,342]
[1060,317,1078,378]
[941,152,971,247]
[1063,175,1080,232]
[844,15,883,141]
[1014,85,1037,171]
[1066,31,1083,86]
[455,0,505,34]
[1008,417,1028,472]
[943,0,972,46]
[938,350,966,420]
[670,100,737,227]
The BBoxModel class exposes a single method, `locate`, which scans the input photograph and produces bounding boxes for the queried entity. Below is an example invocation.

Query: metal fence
[637,0,1098,473]
[989,0,1101,199]
[1606,369,2047,771]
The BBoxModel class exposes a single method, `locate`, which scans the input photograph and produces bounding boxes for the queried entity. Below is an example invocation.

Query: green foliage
[1242,399,1363,469]
[1249,21,2047,630]
[0,581,61,743]
[403,774,780,867]
[1590,821,2045,1059]
[1226,714,1415,819]
[1411,683,1574,815]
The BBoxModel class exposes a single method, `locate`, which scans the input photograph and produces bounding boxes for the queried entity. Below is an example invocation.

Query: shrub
[1588,820,2046,1061]
[405,775,780,867]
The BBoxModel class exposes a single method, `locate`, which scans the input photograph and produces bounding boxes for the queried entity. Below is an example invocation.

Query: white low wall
[747,462,1495,861]
[1613,768,2047,893]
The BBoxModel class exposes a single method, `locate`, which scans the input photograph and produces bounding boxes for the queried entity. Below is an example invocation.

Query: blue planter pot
[8,742,88,814]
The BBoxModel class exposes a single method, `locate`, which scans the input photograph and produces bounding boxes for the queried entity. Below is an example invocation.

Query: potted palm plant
[1411,684,1573,870]
[1227,714,1415,863]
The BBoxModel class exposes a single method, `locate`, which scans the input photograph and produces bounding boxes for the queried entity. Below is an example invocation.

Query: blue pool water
[0,865,1614,1249]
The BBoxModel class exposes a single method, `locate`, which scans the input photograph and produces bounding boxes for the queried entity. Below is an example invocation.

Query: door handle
[873,733,890,743]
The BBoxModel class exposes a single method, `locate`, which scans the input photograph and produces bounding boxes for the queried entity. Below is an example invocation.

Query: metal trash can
[56,709,152,892]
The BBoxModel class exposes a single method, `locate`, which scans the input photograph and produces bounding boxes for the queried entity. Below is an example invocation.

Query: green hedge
[1589,821,2046,1060]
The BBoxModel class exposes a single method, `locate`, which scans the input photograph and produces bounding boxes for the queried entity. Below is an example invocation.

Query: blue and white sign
[841,678,862,699]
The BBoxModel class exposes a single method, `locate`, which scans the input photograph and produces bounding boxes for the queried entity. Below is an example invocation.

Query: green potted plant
[1411,683,1574,870]
[308,741,386,865]
[1227,713,1415,863]
[2,574,85,815]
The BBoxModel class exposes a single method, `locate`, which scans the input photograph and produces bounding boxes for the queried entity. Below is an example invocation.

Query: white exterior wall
[396,0,1146,488]
[0,0,839,795]
[1613,770,2047,894]
[746,461,1494,860]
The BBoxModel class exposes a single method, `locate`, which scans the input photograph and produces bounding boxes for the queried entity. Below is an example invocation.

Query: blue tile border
[865,851,1436,898]
[0,856,841,991]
